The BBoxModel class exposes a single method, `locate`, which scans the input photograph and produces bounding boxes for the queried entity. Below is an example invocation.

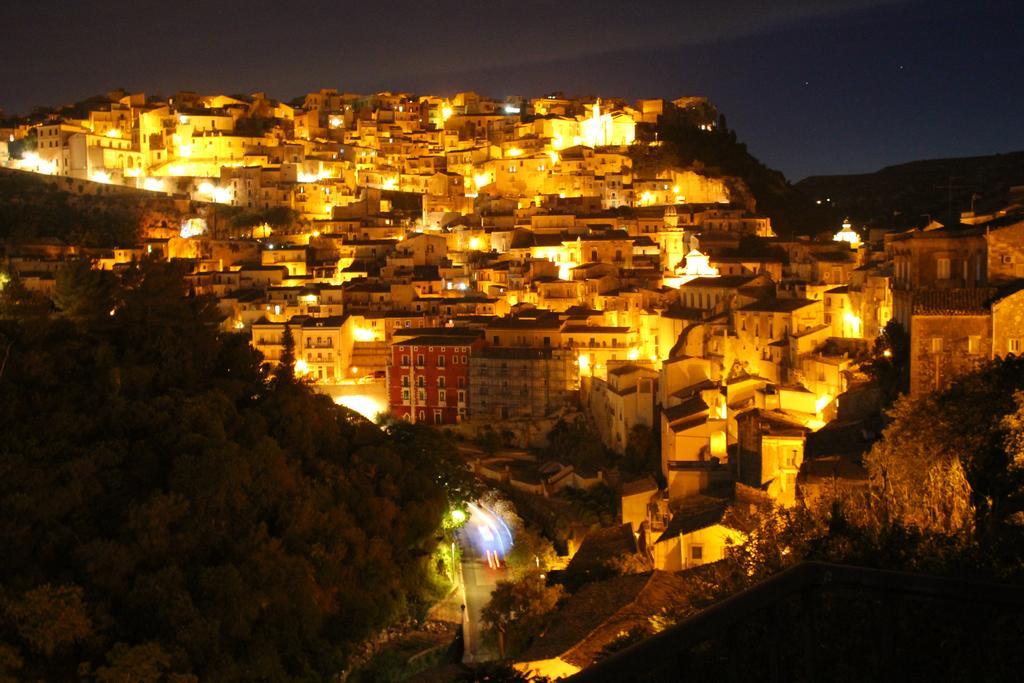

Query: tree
[52,259,114,324]
[0,259,455,679]
[543,417,610,471]
[276,323,296,384]
[864,320,910,403]
[622,424,660,478]
[865,394,975,534]
[3,584,92,657]
[865,355,1024,539]
[504,525,558,580]
[480,572,563,657]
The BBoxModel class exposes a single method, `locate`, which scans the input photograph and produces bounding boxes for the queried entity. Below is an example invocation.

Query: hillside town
[4,87,1024,678]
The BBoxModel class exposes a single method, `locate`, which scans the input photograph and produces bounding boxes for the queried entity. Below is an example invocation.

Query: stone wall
[909,313,991,397]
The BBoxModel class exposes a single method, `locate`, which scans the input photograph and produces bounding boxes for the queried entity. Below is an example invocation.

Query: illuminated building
[388,335,484,424]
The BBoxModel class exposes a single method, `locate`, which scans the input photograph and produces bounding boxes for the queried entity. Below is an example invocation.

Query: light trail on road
[466,501,514,565]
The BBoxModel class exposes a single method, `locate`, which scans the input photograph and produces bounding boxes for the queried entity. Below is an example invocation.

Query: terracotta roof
[739,297,817,313]
[520,571,691,669]
[621,476,659,497]
[656,498,729,543]
[565,524,638,578]
[911,287,999,315]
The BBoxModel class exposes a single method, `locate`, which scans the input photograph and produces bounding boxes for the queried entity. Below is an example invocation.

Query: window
[438,389,446,402]
[968,336,981,354]
[437,355,446,367]
[690,545,703,561]
[784,448,798,468]
[416,354,425,367]
[458,390,466,403]
[401,388,410,401]
[438,376,446,388]
[1010,338,1022,354]
[931,337,944,353]
[937,257,951,280]
[401,376,410,387]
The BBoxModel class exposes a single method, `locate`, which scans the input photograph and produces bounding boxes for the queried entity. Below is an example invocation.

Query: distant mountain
[795,151,1024,231]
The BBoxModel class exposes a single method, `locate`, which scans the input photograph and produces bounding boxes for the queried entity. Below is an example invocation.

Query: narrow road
[459,503,512,664]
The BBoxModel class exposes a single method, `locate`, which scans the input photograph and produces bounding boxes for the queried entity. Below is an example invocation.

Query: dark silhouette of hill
[796,151,1024,231]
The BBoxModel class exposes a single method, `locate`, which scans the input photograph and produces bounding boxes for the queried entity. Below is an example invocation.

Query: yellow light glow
[548,150,560,164]
[91,171,111,184]
[301,294,318,304]
[178,115,189,125]
[507,147,522,157]
[294,358,310,375]
[180,217,208,239]
[639,191,653,206]
[179,144,192,158]
[469,237,481,250]
[842,311,862,337]
[168,164,186,176]
[441,104,454,122]
[333,393,387,421]
[105,128,122,138]
[329,116,342,128]
[834,219,862,248]
[350,366,359,375]
[627,347,640,361]
[578,354,591,371]
[473,173,490,189]
[815,394,833,414]
[353,326,376,342]
[710,431,727,456]
[142,177,165,192]
[381,177,398,190]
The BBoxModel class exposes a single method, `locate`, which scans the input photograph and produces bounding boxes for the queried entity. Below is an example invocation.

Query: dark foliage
[645,120,832,236]
[862,320,910,404]
[0,170,142,247]
[0,260,456,680]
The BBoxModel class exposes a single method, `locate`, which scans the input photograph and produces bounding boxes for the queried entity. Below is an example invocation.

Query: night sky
[2,0,1021,180]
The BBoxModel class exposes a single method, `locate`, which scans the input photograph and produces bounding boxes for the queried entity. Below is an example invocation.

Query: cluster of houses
[6,91,1024,649]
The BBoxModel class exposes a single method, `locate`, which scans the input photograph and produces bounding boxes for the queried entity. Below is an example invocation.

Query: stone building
[908,289,995,397]
[468,346,578,420]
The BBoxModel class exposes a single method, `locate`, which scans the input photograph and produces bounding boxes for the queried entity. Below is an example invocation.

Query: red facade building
[388,334,484,424]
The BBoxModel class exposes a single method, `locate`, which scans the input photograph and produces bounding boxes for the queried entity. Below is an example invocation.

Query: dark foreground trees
[0,260,460,680]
